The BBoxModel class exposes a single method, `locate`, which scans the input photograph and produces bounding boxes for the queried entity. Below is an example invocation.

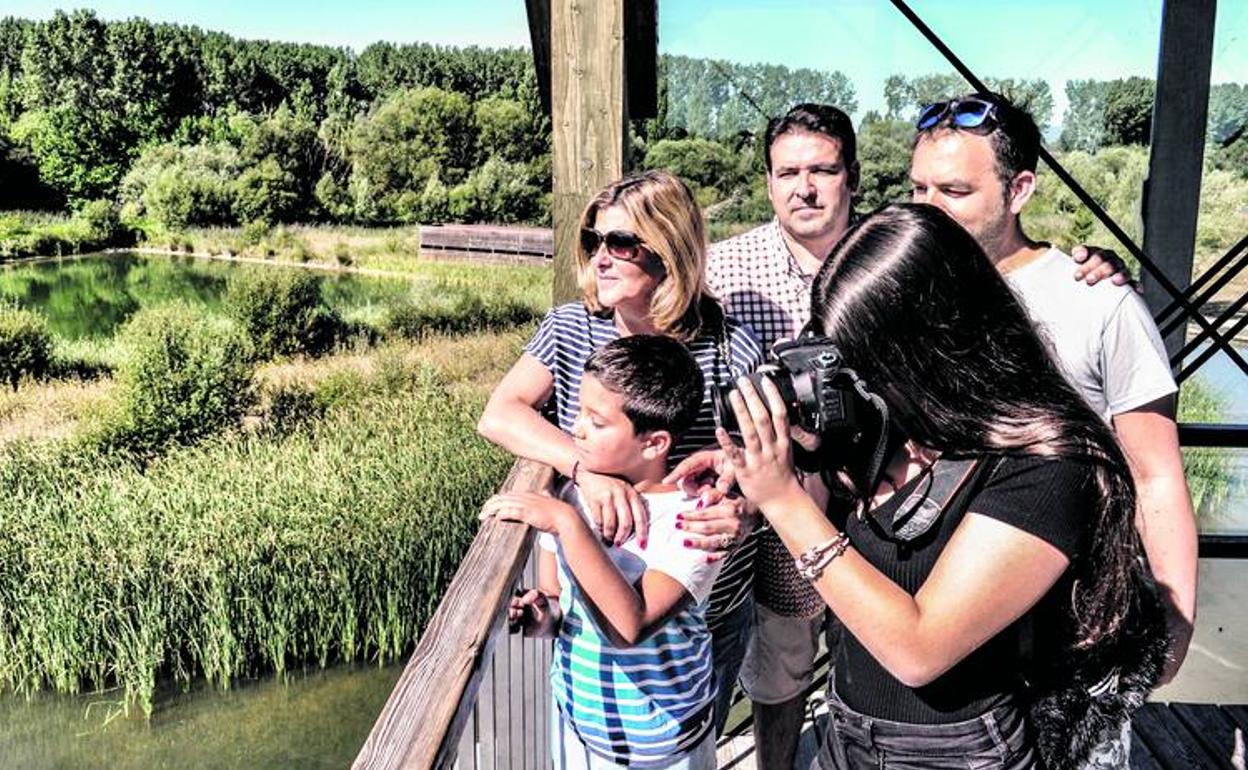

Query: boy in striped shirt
[483,335,724,769]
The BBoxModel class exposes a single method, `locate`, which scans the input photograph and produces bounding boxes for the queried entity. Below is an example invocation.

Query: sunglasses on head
[915,97,999,132]
[580,227,650,262]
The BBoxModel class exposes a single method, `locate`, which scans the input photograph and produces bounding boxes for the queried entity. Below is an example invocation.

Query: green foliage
[384,289,541,337]
[0,381,510,712]
[856,116,913,211]
[224,268,341,359]
[643,137,740,198]
[883,73,1054,130]
[447,157,543,224]
[232,157,300,224]
[120,142,241,229]
[1102,77,1155,146]
[1178,381,1236,521]
[0,302,52,388]
[348,87,474,222]
[88,302,253,458]
[474,96,535,162]
[661,54,857,140]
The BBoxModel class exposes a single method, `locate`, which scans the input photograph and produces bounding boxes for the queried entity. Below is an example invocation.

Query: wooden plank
[352,459,555,770]
[454,705,476,770]
[1133,703,1224,769]
[550,0,627,306]
[478,656,496,770]
[1171,703,1239,768]
[523,0,552,116]
[509,622,525,767]
[1129,731,1166,770]
[1221,704,1248,735]
[1140,0,1217,361]
[494,621,512,770]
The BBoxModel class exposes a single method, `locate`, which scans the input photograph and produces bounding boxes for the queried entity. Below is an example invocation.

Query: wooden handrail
[353,458,555,770]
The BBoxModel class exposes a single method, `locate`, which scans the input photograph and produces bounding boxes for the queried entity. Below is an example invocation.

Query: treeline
[0,10,550,227]
[0,10,1244,238]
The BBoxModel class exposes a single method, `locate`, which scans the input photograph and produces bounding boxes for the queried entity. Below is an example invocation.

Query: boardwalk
[713,701,1247,769]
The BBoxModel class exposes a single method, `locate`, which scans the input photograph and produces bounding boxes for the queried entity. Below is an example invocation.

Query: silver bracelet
[794,531,851,581]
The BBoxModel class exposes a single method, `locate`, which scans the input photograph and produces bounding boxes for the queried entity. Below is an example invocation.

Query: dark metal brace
[888,0,1248,380]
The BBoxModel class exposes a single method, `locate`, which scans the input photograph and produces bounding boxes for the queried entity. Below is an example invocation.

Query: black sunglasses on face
[915,97,999,132]
[580,227,650,262]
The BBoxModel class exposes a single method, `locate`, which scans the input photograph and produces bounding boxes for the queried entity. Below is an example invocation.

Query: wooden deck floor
[713,701,1247,769]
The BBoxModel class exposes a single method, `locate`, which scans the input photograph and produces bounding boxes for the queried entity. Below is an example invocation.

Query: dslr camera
[713,335,863,437]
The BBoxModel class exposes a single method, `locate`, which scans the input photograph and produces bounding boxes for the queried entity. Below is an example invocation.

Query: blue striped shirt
[524,302,764,628]
[542,486,723,767]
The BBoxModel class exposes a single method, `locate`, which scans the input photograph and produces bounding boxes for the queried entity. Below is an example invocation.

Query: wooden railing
[354,459,555,770]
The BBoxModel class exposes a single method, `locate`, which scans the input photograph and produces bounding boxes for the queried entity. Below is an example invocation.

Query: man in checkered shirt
[705,103,859,770]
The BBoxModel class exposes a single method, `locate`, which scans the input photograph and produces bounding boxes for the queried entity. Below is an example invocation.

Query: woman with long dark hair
[718,203,1164,769]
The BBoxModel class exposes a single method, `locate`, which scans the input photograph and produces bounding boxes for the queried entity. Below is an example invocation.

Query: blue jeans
[814,683,1041,770]
[708,595,755,736]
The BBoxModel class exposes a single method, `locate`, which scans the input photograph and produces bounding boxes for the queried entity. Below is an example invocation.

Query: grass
[0,249,544,715]
[0,209,133,262]
[0,326,528,715]
[1178,379,1240,524]
[167,224,434,275]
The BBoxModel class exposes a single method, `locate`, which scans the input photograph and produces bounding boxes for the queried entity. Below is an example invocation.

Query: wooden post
[549,0,628,305]
[1141,0,1216,364]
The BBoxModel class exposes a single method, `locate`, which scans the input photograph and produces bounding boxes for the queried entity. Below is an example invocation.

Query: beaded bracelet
[794,531,851,581]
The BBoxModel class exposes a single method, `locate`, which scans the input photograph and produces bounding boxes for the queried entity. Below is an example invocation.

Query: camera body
[713,335,859,436]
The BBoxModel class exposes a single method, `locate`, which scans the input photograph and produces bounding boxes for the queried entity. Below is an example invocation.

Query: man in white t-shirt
[910,92,1197,768]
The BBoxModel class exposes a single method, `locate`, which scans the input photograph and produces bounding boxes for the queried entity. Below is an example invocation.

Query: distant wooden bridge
[418,225,553,264]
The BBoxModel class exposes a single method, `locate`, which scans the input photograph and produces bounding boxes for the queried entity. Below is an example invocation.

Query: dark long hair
[810,203,1144,650]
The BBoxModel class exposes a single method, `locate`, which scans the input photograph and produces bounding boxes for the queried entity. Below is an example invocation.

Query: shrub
[0,303,53,388]
[224,268,342,359]
[89,303,253,458]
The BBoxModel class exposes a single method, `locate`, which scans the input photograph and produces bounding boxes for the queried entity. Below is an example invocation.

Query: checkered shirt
[707,218,815,353]
[708,219,829,617]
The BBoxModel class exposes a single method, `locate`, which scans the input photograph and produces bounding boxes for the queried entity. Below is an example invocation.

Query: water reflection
[0,253,410,340]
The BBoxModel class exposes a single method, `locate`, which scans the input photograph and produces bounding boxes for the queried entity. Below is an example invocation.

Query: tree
[643,137,740,196]
[1207,83,1248,146]
[1102,77,1155,146]
[474,97,534,162]
[856,115,913,211]
[1059,80,1108,152]
[883,73,1053,130]
[347,87,474,222]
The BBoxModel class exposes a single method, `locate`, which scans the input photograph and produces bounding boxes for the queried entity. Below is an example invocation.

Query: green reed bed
[0,376,511,715]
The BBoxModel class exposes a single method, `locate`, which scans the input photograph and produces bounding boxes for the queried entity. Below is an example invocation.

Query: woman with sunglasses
[478,169,765,732]
[718,204,1164,770]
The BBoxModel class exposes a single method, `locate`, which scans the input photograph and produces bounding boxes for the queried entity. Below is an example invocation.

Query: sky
[3,0,1245,125]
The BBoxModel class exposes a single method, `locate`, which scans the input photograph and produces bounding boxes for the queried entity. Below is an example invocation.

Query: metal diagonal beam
[1158,234,1248,332]
[886,0,1243,373]
[1176,299,1248,384]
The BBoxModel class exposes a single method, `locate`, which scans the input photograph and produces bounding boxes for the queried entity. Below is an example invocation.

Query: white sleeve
[1101,292,1177,415]
[643,514,724,605]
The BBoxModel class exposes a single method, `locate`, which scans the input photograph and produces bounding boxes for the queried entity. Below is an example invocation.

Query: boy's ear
[639,429,673,460]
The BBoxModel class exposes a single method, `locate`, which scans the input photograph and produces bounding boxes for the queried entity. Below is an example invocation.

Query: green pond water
[0,252,411,339]
[0,663,403,769]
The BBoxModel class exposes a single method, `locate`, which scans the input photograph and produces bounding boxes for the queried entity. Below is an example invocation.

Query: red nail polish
[640,539,648,549]
[683,539,692,548]
[675,513,684,521]
[674,521,683,530]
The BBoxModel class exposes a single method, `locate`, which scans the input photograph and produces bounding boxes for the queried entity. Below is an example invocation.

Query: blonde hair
[577,170,718,341]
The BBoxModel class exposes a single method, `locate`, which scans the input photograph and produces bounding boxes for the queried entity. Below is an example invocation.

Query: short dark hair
[764,103,858,172]
[584,335,704,438]
[914,92,1041,188]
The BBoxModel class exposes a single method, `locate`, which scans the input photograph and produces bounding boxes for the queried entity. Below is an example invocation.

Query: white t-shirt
[1004,247,1177,421]
[539,483,722,603]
